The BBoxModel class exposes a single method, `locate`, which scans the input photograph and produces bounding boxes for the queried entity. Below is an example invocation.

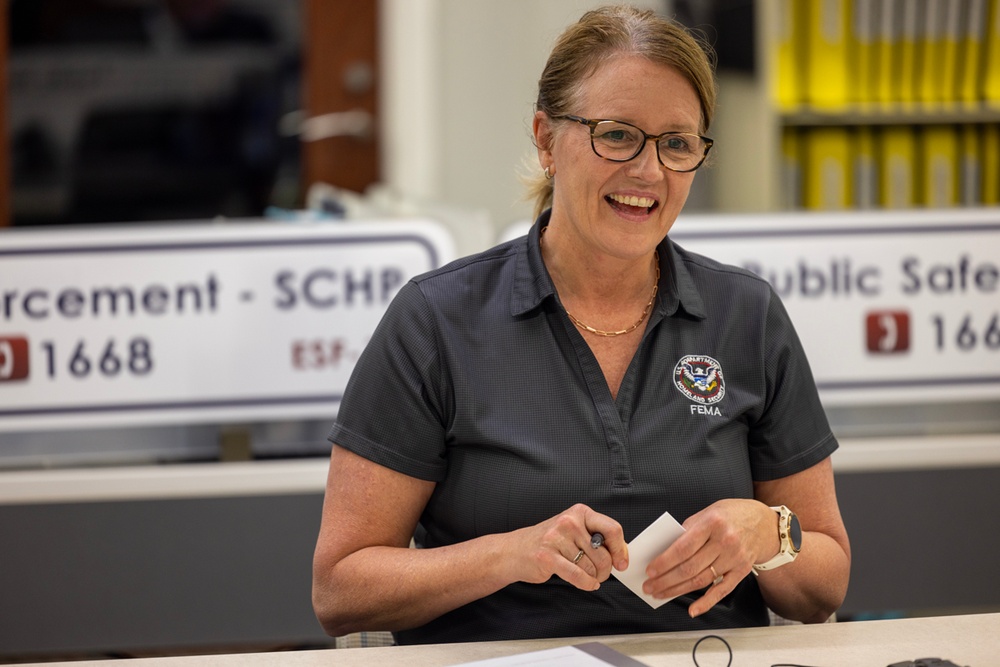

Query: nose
[625,137,664,180]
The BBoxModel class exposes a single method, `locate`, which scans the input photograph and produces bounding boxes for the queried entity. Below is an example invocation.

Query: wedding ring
[710,564,724,586]
[572,549,585,564]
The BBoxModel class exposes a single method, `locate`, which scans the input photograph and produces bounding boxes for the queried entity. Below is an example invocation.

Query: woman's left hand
[640,499,778,617]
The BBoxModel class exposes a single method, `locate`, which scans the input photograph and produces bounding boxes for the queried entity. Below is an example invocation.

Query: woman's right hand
[315,448,631,635]
[506,503,628,591]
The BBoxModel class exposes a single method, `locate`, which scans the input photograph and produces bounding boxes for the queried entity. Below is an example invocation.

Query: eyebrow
[588,114,700,134]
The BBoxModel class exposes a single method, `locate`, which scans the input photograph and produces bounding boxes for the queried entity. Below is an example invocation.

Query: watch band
[752,505,801,573]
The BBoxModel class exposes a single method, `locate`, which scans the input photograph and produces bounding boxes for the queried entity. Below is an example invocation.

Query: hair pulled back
[527,5,717,219]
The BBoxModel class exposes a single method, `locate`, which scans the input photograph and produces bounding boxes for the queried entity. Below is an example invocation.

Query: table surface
[24,612,999,667]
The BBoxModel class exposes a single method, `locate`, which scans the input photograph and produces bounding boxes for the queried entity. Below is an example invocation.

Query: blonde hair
[526,5,717,219]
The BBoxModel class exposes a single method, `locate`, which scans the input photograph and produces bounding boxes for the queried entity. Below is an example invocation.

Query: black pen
[590,532,604,549]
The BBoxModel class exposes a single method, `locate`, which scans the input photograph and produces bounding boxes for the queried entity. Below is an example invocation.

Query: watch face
[789,513,803,551]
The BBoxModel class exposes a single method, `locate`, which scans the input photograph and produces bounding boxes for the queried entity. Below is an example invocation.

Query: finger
[551,549,601,591]
[587,547,614,581]
[688,565,741,617]
[643,563,717,600]
[552,504,625,579]
[644,518,726,595]
[643,549,723,599]
[709,562,725,587]
[646,523,711,578]
[608,539,629,573]
[578,539,620,581]
[582,512,628,571]
[572,548,601,579]
[560,533,599,579]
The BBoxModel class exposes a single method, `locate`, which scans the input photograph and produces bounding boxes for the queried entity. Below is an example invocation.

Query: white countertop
[17,613,1000,667]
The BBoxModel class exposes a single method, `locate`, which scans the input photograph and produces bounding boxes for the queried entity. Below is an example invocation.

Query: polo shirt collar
[510,211,555,317]
[510,209,707,321]
[657,236,707,321]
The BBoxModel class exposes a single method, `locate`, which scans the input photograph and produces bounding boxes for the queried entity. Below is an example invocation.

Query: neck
[539,225,658,302]
[539,225,659,336]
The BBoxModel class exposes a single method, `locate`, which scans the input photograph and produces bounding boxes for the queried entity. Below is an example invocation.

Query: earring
[544,166,553,180]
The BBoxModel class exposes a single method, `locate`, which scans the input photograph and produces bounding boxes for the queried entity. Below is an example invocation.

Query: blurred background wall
[2,0,999,661]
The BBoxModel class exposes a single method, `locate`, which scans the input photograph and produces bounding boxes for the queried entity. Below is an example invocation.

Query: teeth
[610,193,655,208]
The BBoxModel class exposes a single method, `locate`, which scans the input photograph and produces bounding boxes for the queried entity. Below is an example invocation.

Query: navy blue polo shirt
[329,211,838,644]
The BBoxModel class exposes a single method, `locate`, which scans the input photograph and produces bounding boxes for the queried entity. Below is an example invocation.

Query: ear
[533,110,555,171]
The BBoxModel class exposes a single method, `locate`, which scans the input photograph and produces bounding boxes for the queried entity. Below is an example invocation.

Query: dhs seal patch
[673,355,725,404]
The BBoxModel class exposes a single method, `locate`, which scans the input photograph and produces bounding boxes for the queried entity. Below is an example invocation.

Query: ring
[709,564,724,586]
[572,549,585,564]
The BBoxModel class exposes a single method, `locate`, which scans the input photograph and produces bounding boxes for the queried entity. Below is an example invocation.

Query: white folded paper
[611,509,686,609]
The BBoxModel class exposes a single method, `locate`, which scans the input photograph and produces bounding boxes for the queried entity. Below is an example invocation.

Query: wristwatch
[752,505,801,573]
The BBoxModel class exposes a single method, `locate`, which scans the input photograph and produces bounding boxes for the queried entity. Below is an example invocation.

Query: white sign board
[0,220,454,432]
[672,209,1000,406]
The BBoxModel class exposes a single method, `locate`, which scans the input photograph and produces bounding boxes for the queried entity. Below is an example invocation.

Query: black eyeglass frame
[554,114,714,173]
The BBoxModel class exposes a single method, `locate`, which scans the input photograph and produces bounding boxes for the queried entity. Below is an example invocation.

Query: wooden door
[1,0,8,227]
[301,0,380,197]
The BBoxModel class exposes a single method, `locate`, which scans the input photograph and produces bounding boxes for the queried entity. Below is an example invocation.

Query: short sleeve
[747,288,838,481]
[327,281,450,482]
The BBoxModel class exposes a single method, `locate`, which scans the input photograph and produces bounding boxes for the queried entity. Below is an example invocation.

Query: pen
[590,532,604,549]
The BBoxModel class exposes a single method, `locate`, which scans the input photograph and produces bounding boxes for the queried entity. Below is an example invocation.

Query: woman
[313,5,850,645]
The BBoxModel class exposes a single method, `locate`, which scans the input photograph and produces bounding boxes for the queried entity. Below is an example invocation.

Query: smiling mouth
[606,193,658,214]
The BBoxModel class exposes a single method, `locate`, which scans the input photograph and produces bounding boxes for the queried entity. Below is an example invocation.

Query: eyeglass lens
[591,120,707,171]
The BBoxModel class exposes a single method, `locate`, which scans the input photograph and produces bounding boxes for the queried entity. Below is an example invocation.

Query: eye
[594,123,640,144]
[662,134,694,153]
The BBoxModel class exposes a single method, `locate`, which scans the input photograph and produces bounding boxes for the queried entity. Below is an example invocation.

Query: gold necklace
[540,226,659,337]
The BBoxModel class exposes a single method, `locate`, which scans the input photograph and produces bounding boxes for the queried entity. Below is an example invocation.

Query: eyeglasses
[554,115,713,172]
